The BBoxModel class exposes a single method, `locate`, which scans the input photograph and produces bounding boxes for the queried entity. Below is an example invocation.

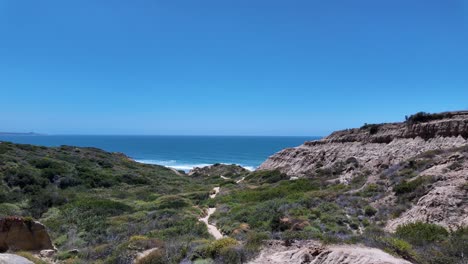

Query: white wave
[135,159,255,172]
[242,166,255,171]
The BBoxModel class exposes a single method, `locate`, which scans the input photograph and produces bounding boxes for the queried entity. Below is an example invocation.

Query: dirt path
[199,187,224,239]
[133,248,159,263]
[220,175,245,183]
[236,177,245,184]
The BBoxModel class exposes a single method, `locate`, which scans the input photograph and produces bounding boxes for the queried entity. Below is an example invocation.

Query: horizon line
[0,133,323,138]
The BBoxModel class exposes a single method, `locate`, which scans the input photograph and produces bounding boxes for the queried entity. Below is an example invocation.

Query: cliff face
[259,111,468,179]
[258,111,468,231]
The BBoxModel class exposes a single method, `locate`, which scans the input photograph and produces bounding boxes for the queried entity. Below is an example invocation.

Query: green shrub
[380,237,420,262]
[396,222,448,246]
[361,123,382,134]
[406,112,452,124]
[201,238,238,258]
[0,203,21,216]
[218,246,245,264]
[16,251,48,264]
[4,167,47,190]
[67,198,132,216]
[359,184,381,197]
[448,161,463,171]
[364,206,377,216]
[246,170,288,184]
[394,177,426,195]
[155,195,191,209]
[349,174,367,189]
[245,232,269,250]
[135,249,166,264]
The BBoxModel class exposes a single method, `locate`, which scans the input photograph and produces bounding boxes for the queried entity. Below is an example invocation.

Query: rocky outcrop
[0,217,54,252]
[248,240,412,264]
[0,254,33,264]
[385,150,468,231]
[259,111,468,181]
[188,163,249,177]
[258,111,468,231]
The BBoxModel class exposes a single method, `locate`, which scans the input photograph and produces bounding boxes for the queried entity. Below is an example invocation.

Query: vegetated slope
[1,110,467,264]
[0,142,216,263]
[207,147,467,264]
[199,112,468,264]
[257,111,468,230]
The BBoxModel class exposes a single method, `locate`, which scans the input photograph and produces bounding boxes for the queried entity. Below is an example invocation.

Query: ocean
[0,135,319,171]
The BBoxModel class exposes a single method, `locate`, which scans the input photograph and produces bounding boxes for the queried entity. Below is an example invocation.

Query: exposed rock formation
[259,111,468,181]
[258,111,468,230]
[385,149,468,231]
[0,254,34,264]
[188,163,249,177]
[248,240,412,264]
[0,217,54,252]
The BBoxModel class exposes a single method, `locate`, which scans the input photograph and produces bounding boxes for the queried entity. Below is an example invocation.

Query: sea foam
[135,159,255,172]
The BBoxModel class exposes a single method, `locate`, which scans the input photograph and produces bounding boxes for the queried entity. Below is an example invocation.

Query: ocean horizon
[0,135,320,171]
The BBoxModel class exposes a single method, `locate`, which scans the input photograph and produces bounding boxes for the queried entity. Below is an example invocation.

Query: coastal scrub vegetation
[405,111,454,124]
[0,142,467,263]
[0,142,214,263]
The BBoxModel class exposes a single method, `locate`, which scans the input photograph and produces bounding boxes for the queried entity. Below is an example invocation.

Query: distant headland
[0,132,43,136]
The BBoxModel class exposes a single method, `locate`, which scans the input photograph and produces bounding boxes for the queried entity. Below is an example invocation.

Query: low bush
[406,112,452,124]
[198,238,238,259]
[394,177,427,195]
[155,195,191,209]
[379,237,420,262]
[245,232,269,251]
[364,206,377,216]
[246,170,288,184]
[359,183,382,198]
[16,251,48,264]
[395,222,448,246]
[361,123,382,134]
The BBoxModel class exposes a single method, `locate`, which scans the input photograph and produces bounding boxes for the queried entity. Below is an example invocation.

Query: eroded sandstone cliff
[259,111,468,180]
[258,111,468,231]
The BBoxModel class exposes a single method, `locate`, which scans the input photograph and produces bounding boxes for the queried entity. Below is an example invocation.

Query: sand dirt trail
[199,187,223,239]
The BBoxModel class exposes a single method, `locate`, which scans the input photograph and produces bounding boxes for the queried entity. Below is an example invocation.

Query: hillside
[259,111,468,177]
[0,111,467,264]
[257,112,468,233]
[0,142,216,263]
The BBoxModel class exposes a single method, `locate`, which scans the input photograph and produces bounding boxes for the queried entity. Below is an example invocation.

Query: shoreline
[134,159,256,172]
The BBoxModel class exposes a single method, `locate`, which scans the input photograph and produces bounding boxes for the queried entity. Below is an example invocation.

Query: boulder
[0,254,33,264]
[0,217,54,252]
[248,240,412,264]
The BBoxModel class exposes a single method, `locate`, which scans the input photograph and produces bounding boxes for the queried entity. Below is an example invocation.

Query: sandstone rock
[248,240,412,264]
[39,249,55,258]
[258,111,468,230]
[68,249,80,254]
[385,158,468,231]
[258,112,468,182]
[0,217,54,252]
[0,254,33,264]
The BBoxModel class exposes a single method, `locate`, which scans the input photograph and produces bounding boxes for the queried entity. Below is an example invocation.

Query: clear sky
[1,0,467,136]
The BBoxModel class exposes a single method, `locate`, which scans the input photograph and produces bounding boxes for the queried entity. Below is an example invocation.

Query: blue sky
[0,0,467,136]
